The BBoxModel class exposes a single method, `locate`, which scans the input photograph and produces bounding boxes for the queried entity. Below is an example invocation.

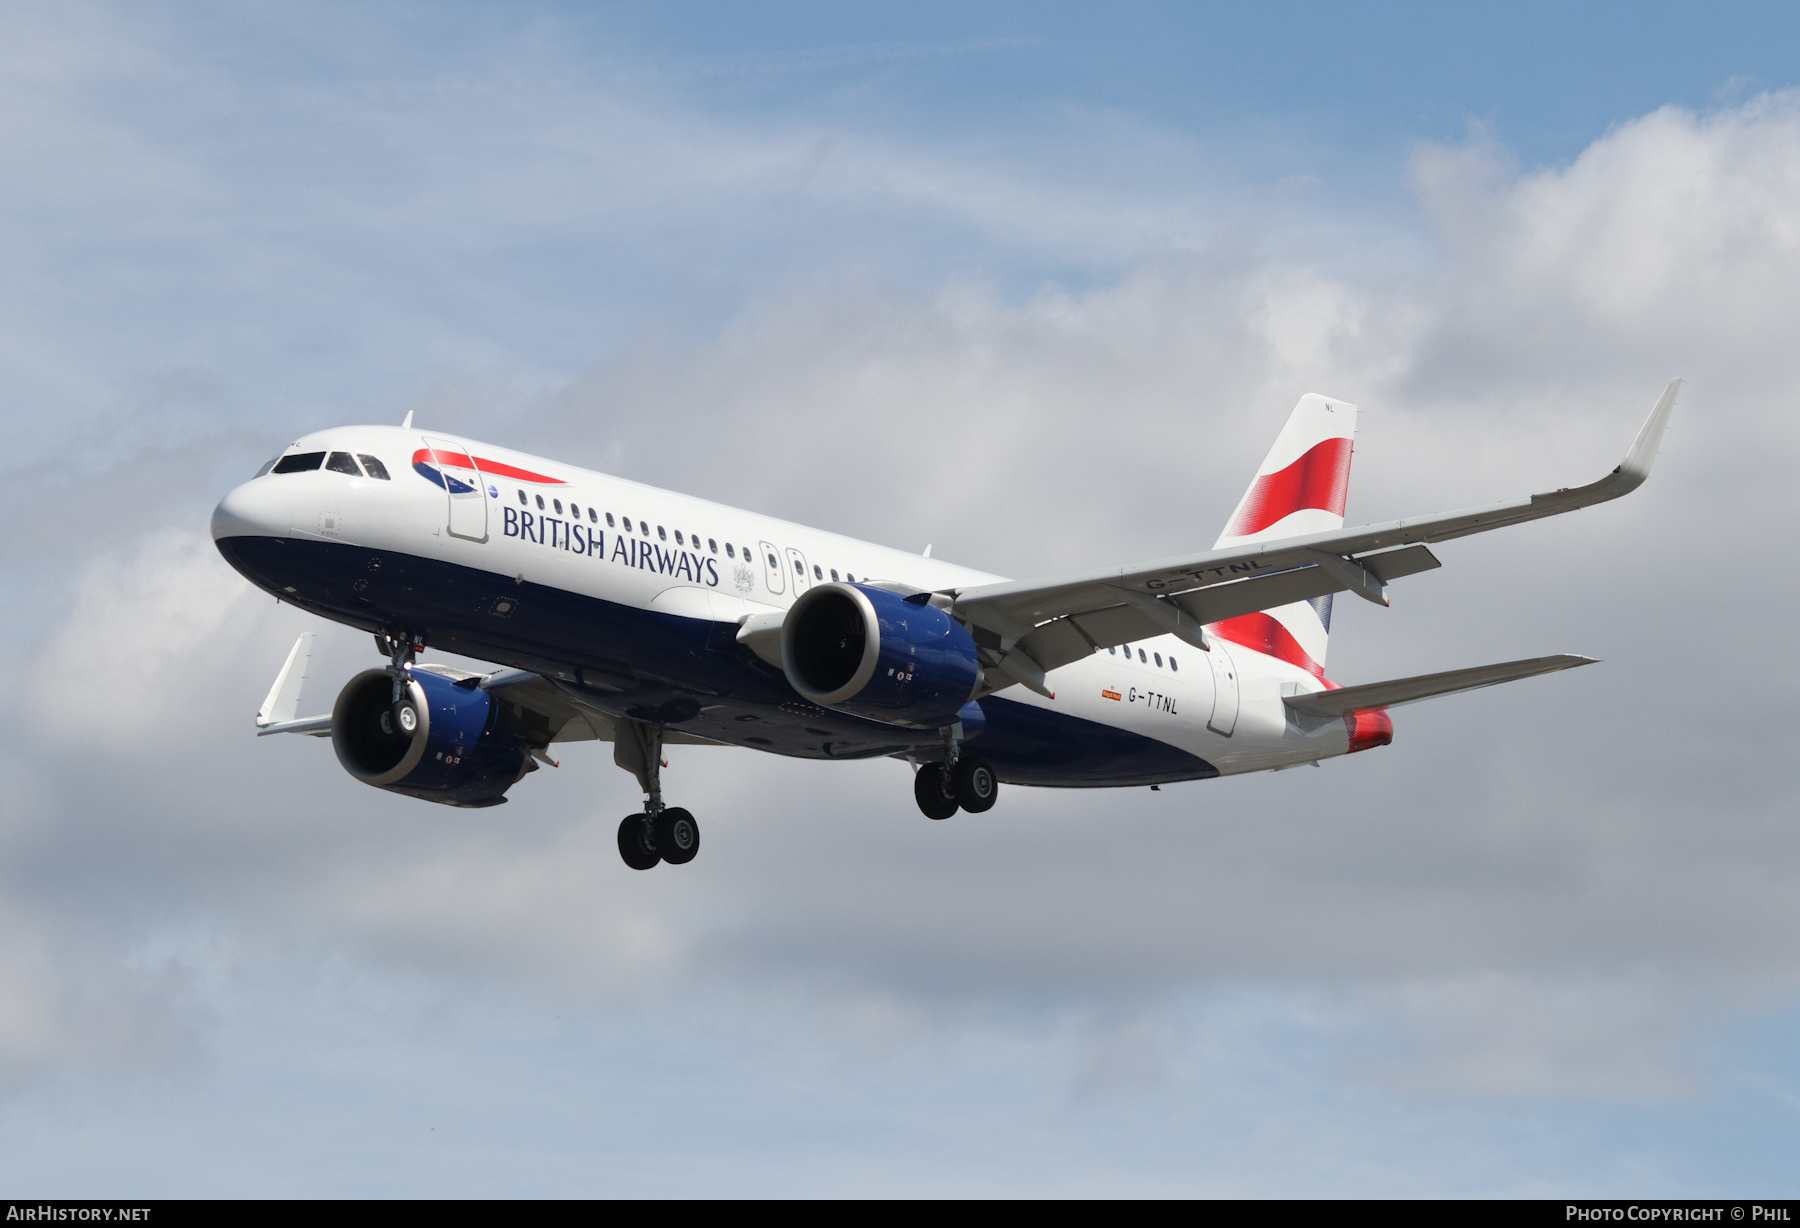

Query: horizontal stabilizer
[1283,654,1597,718]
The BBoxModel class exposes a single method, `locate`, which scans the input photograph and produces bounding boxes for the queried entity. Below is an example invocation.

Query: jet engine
[781,583,981,727]
[331,667,531,807]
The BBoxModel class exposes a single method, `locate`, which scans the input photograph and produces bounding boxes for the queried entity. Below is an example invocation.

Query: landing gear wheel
[394,702,418,734]
[914,762,959,820]
[654,808,700,865]
[617,814,660,870]
[952,755,998,813]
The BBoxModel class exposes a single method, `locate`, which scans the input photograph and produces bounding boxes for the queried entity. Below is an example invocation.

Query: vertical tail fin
[1207,395,1358,678]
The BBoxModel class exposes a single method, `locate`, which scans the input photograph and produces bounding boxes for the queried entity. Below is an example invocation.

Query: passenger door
[1206,643,1239,736]
[422,437,488,543]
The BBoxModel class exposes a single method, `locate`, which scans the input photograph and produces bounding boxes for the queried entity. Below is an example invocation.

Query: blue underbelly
[215,535,1218,787]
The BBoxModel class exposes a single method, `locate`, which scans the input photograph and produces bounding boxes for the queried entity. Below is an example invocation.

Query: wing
[252,648,718,749]
[418,665,722,749]
[254,633,332,736]
[949,380,1680,694]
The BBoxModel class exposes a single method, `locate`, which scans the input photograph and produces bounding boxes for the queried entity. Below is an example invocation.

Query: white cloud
[34,529,260,743]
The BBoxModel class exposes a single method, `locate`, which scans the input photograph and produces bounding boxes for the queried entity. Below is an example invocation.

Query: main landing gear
[617,807,698,871]
[913,725,998,820]
[613,718,701,871]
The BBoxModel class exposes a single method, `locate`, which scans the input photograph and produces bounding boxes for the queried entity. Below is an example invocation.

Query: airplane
[212,380,1681,870]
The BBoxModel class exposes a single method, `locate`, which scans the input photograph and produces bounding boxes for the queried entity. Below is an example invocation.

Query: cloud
[1361,974,1701,1101]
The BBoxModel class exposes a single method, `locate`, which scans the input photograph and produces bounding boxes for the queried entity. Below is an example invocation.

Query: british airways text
[503,507,721,586]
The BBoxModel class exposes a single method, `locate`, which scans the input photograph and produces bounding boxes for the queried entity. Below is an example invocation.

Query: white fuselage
[213,425,1361,785]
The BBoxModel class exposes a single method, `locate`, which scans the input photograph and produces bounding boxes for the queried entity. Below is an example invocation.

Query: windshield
[271,452,326,474]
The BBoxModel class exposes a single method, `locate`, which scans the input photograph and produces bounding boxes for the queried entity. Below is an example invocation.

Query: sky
[2,0,1800,1197]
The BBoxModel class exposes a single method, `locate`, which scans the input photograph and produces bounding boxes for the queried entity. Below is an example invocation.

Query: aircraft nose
[212,478,284,541]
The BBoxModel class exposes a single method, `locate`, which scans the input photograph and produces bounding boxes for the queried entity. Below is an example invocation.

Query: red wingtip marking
[1226,436,1353,538]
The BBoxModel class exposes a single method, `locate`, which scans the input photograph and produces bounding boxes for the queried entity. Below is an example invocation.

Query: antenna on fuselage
[401,410,415,429]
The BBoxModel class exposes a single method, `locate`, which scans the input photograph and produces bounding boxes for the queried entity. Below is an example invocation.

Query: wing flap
[1359,543,1442,584]
[1283,654,1597,718]
[1068,604,1165,650]
[1019,616,1096,675]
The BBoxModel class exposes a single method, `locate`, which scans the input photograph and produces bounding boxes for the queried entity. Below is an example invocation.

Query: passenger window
[1138,649,1147,663]
[606,513,615,527]
[622,517,632,531]
[658,525,667,541]
[830,570,839,581]
[518,491,527,505]
[674,530,684,545]
[357,454,390,480]
[589,508,597,523]
[570,503,579,517]
[536,495,545,510]
[813,564,822,579]
[725,543,735,558]
[845,573,854,583]
[1169,657,1179,672]
[708,539,717,553]
[553,500,563,515]
[794,559,803,574]
[271,451,325,474]
[1154,653,1162,667]
[641,522,650,537]
[1107,647,1115,655]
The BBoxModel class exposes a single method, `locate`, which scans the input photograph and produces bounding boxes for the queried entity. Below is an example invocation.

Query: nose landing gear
[613,718,702,870]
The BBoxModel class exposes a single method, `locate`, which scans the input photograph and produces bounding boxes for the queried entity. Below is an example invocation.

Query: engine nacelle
[781,583,981,727]
[331,668,530,807]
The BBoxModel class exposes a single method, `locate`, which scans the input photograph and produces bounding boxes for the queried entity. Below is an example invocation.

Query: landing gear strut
[613,717,701,870]
[375,629,424,741]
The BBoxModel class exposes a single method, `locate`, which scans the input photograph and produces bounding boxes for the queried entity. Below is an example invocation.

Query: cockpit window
[254,457,279,478]
[271,452,326,474]
[357,454,391,480]
[325,452,362,476]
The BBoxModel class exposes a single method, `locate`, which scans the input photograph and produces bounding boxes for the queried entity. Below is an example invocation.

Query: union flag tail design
[1207,394,1357,678]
